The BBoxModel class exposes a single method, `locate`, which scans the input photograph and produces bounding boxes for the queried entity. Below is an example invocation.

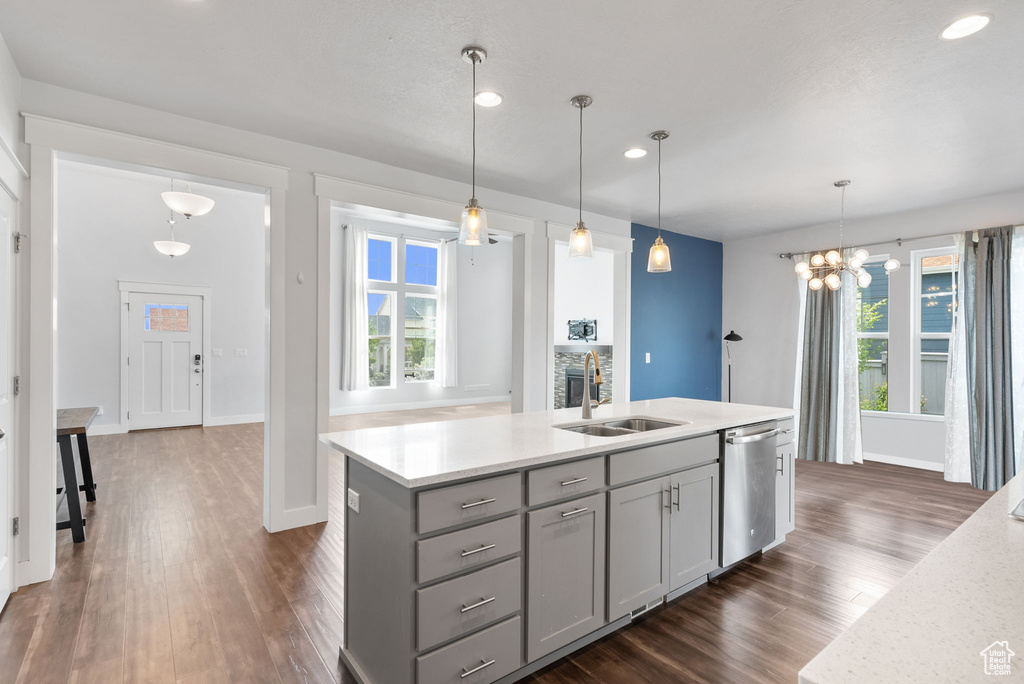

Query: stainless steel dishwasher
[721,421,779,567]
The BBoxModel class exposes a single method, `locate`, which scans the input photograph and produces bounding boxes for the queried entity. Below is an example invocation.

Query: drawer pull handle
[461,497,496,510]
[460,543,496,557]
[460,596,496,613]
[561,507,589,518]
[461,658,496,678]
[560,476,588,486]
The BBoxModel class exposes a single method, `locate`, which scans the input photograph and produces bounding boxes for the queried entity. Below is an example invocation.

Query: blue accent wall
[630,223,723,401]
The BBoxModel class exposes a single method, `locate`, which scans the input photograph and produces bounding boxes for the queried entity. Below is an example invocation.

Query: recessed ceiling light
[941,14,991,39]
[624,148,647,159]
[474,91,503,107]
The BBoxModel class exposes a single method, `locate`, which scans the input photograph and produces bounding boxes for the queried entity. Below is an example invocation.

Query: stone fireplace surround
[553,345,613,409]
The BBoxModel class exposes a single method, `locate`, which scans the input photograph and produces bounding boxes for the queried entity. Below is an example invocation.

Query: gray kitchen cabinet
[526,492,606,661]
[775,441,795,537]
[669,463,720,591]
[607,476,671,621]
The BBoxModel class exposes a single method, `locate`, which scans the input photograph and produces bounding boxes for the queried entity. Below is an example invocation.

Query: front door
[0,189,17,610]
[128,292,203,430]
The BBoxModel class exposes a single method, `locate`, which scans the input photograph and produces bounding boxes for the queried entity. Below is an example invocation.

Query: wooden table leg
[76,432,97,502]
[57,434,86,543]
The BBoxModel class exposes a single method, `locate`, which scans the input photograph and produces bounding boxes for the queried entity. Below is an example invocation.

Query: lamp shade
[647,235,671,272]
[458,202,488,246]
[567,222,594,259]
[724,330,743,342]
[153,240,191,258]
[161,189,215,219]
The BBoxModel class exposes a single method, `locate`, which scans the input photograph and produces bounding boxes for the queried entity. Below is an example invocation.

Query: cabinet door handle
[561,507,589,518]
[461,497,496,510]
[460,659,496,678]
[664,489,672,513]
[460,543,496,557]
[776,454,785,474]
[673,483,681,511]
[460,596,496,613]
[560,476,588,486]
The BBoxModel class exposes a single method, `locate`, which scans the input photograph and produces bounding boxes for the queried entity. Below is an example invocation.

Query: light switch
[645,353,651,363]
[212,348,223,357]
[234,348,247,357]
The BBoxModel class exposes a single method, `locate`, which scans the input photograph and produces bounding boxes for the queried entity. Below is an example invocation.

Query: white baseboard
[330,395,511,417]
[270,504,321,532]
[863,451,944,472]
[205,413,265,427]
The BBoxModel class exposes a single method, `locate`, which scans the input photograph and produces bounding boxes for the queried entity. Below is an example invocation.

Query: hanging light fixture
[567,95,595,259]
[458,46,489,246]
[153,211,190,258]
[161,179,215,219]
[647,130,672,273]
[794,180,900,290]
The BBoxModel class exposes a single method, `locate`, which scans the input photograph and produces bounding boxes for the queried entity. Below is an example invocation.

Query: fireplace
[565,368,600,409]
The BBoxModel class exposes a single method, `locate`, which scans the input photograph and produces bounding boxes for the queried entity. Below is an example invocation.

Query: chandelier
[794,180,899,290]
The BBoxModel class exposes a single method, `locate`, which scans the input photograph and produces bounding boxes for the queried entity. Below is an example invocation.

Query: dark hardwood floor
[0,414,992,684]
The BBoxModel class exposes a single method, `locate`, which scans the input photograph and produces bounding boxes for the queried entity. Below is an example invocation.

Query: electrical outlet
[212,348,223,357]
[645,353,651,363]
[347,489,360,513]
[234,348,247,357]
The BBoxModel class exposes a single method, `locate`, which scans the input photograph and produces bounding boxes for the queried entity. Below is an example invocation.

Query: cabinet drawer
[608,434,719,486]
[417,515,522,585]
[416,558,522,652]
[527,456,605,506]
[418,473,522,535]
[416,616,521,684]
[776,417,796,446]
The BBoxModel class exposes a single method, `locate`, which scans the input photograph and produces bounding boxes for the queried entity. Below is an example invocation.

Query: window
[404,295,437,381]
[914,249,958,415]
[145,304,189,332]
[363,233,441,388]
[857,259,889,411]
[368,292,393,387]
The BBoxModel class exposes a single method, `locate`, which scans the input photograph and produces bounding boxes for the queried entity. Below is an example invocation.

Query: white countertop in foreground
[319,398,793,488]
[799,469,1024,684]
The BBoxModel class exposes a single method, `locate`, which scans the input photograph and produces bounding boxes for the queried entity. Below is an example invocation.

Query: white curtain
[1012,226,1024,473]
[944,233,971,482]
[837,248,864,465]
[341,224,370,391]
[792,253,809,432]
[434,240,459,388]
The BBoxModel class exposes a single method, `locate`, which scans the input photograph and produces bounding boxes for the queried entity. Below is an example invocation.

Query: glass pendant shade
[153,240,191,258]
[824,272,842,290]
[458,198,488,246]
[161,185,215,219]
[883,258,901,272]
[858,271,873,288]
[647,235,671,272]
[567,222,594,259]
[810,253,826,267]
[808,277,824,290]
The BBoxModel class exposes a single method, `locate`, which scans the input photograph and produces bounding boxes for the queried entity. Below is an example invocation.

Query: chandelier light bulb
[848,256,864,269]
[808,277,824,290]
[883,258,901,272]
[858,271,873,288]
[854,248,869,261]
[801,270,814,281]
[825,250,841,266]
[795,261,809,274]
[824,273,842,290]
[810,254,826,267]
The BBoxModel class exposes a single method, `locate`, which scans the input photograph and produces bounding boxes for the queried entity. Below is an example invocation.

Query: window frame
[857,255,891,413]
[404,238,440,288]
[367,234,398,284]
[910,246,958,415]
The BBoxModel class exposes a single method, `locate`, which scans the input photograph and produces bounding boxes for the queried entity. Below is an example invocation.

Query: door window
[145,304,190,332]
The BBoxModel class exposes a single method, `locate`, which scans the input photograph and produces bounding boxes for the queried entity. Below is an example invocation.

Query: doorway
[126,291,205,430]
[0,188,16,610]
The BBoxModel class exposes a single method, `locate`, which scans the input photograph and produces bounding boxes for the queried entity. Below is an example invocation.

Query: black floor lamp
[724,331,743,402]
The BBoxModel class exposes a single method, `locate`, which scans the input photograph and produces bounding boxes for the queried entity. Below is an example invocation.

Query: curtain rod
[779,228,960,260]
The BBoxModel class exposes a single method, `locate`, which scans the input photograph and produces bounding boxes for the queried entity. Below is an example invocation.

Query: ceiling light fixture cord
[578,101,583,225]
[471,54,477,199]
[839,182,845,251]
[657,136,662,237]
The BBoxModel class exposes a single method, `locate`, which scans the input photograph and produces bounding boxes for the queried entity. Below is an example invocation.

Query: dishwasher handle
[726,428,779,445]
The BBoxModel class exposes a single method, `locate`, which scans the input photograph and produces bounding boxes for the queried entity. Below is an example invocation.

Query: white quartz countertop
[799,469,1024,684]
[319,397,793,488]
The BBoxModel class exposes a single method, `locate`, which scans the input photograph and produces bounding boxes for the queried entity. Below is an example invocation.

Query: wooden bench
[56,407,99,543]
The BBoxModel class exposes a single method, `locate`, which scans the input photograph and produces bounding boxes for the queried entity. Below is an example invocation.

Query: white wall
[723,188,1024,468]
[552,243,614,347]
[0,33,22,165]
[330,214,512,412]
[56,160,266,429]
[19,78,631,517]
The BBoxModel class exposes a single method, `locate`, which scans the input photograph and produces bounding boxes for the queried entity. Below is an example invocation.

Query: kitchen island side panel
[346,458,417,684]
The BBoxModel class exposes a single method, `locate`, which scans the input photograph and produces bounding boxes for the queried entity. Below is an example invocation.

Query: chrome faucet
[581,350,609,419]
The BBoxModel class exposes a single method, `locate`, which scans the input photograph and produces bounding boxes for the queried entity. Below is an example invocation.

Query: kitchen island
[799,468,1024,684]
[320,397,794,684]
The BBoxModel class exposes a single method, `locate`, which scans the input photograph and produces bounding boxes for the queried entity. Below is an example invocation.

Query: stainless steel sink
[556,417,689,437]
[562,425,637,437]
[599,418,687,432]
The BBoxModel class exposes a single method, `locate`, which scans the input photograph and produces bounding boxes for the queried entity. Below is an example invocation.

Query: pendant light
[153,211,190,258]
[161,179,215,219]
[458,46,489,246]
[567,95,595,259]
[794,180,900,291]
[647,130,672,273]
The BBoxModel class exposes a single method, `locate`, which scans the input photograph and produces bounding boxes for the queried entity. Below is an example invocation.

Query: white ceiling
[3,0,1023,240]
